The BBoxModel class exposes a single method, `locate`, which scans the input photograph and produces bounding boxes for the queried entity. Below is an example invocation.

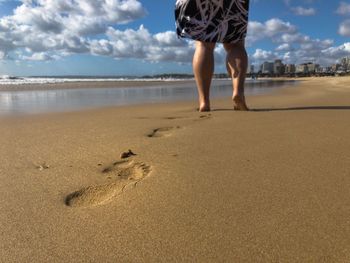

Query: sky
[0,0,350,76]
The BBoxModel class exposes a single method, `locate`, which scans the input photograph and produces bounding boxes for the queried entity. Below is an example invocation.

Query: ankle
[233,94,245,100]
[232,96,249,111]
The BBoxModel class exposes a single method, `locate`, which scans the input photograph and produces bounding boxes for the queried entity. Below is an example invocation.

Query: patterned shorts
[175,0,250,43]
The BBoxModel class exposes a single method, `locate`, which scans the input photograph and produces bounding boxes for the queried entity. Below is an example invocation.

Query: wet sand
[0,78,294,91]
[1,77,350,262]
[0,79,297,115]
[0,80,189,91]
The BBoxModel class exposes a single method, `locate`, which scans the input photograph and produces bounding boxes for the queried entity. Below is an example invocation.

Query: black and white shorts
[175,0,250,43]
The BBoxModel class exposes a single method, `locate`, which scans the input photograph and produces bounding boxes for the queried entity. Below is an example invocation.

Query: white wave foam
[0,76,194,85]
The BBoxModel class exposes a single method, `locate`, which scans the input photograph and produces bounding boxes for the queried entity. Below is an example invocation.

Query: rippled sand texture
[1,77,350,262]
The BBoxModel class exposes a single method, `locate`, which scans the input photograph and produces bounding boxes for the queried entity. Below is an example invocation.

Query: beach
[1,77,350,262]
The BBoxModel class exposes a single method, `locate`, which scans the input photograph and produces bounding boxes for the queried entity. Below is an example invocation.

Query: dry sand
[0,77,350,262]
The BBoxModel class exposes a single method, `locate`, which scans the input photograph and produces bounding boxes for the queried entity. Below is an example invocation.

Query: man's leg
[224,41,249,111]
[193,41,216,112]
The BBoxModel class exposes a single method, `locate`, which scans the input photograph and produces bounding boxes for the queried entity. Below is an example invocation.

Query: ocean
[0,75,179,85]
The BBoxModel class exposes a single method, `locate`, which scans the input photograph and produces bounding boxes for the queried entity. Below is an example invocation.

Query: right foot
[233,96,249,111]
[199,106,210,112]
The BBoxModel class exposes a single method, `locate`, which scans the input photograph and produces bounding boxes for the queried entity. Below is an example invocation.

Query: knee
[196,41,216,51]
[223,41,246,53]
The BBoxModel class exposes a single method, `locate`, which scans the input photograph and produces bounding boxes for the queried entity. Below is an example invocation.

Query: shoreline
[0,78,298,92]
[0,80,191,91]
[1,76,350,261]
[0,78,299,116]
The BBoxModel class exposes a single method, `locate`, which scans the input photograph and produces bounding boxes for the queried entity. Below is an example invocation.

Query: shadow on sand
[212,106,350,112]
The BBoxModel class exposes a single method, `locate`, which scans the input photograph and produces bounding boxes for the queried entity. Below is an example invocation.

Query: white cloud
[246,17,335,64]
[252,49,278,61]
[336,2,350,37]
[320,43,350,64]
[245,15,349,66]
[280,32,309,43]
[0,1,349,68]
[0,0,195,63]
[339,19,350,36]
[20,52,60,61]
[94,25,194,63]
[276,43,293,51]
[291,6,316,16]
[247,18,296,44]
[251,40,350,67]
[336,2,350,15]
[0,0,147,60]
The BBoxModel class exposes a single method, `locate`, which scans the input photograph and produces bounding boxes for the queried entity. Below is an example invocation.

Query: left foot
[233,96,249,111]
[199,102,210,112]
[199,106,210,112]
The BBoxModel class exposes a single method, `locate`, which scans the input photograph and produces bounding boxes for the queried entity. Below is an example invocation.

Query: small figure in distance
[175,0,250,112]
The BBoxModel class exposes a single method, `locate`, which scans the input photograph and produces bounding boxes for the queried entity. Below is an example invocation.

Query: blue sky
[0,0,350,76]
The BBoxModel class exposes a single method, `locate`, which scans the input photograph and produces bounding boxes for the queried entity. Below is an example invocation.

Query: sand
[1,77,350,262]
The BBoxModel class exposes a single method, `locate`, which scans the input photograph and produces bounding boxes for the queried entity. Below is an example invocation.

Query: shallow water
[0,79,296,115]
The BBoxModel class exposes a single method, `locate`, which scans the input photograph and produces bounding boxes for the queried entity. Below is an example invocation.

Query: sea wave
[0,76,195,85]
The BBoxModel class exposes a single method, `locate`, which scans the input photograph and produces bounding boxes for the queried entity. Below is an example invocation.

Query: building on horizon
[256,57,349,76]
[306,63,319,73]
[247,64,255,74]
[273,59,285,75]
[261,61,274,74]
[285,64,296,74]
[296,64,308,74]
[331,64,341,72]
[340,57,350,71]
[296,62,319,74]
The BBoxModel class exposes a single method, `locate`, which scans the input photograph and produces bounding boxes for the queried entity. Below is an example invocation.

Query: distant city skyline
[253,55,350,75]
[0,0,350,76]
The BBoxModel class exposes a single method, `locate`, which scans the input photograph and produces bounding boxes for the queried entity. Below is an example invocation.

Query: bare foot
[233,96,249,111]
[199,102,211,112]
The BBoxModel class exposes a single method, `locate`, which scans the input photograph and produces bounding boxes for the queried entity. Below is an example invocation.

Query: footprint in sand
[198,114,212,120]
[163,116,185,120]
[164,114,211,121]
[65,160,151,208]
[147,126,181,138]
[34,162,50,171]
[147,115,211,138]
